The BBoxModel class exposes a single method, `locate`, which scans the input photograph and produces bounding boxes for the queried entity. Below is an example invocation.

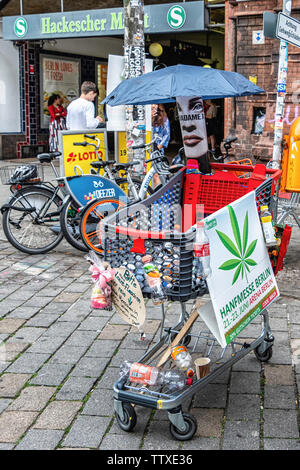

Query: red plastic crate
[183,161,282,220]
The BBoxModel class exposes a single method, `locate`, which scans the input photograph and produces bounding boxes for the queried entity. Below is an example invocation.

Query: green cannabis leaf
[217,206,257,285]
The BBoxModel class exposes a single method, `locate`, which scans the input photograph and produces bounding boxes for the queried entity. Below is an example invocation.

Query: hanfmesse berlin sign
[276,12,300,48]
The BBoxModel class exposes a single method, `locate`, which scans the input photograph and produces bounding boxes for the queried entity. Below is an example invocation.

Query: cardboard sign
[202,191,280,347]
[111,268,146,327]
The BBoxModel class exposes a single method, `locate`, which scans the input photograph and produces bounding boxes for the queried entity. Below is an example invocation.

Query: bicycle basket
[0,163,44,185]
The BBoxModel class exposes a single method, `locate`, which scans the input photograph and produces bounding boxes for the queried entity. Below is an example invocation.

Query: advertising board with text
[58,130,108,177]
[200,191,280,348]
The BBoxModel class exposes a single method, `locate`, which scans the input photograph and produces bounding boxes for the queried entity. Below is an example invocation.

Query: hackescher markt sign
[2,1,206,40]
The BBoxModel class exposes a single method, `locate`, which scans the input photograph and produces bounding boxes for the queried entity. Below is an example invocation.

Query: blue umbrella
[102,64,264,106]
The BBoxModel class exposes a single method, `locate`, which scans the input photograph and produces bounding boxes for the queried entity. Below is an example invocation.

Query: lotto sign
[200,191,280,347]
[58,130,108,177]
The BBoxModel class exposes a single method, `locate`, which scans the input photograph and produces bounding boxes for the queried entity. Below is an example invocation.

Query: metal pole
[271,0,292,169]
[123,0,146,174]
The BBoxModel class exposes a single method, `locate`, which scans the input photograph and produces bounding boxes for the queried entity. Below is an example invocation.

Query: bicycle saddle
[90,160,115,168]
[224,136,237,145]
[114,160,140,170]
[37,152,61,163]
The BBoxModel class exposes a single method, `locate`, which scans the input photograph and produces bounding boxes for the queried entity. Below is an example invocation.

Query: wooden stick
[156,300,201,368]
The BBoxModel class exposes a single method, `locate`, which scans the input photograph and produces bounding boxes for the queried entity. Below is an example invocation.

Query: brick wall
[225,0,300,162]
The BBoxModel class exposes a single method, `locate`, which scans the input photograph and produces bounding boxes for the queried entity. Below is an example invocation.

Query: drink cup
[194,357,211,380]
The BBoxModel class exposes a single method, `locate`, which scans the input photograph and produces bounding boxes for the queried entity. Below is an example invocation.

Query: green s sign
[167,5,186,29]
[14,17,28,37]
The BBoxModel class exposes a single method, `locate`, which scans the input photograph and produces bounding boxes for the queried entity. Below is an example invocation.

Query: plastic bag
[85,251,116,310]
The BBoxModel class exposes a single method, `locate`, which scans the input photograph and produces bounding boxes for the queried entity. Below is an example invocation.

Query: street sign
[263,11,278,39]
[252,30,265,45]
[276,12,300,48]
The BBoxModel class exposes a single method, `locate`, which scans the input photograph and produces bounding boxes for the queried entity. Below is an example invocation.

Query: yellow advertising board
[58,130,108,177]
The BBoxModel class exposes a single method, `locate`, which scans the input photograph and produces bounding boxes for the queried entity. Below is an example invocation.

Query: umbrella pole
[123,0,147,174]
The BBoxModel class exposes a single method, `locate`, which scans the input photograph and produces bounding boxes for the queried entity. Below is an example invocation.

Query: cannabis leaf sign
[217,206,257,285]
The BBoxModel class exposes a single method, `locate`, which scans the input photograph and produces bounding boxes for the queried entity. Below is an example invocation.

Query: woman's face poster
[176,96,208,158]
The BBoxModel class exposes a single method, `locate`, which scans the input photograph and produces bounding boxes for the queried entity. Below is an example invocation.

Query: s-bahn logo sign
[167,5,186,29]
[14,17,27,37]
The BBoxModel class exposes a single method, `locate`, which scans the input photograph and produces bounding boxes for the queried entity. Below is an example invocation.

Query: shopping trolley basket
[101,163,281,440]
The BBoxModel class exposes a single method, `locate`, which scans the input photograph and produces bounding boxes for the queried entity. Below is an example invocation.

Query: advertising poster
[96,62,108,122]
[40,54,80,128]
[200,191,280,347]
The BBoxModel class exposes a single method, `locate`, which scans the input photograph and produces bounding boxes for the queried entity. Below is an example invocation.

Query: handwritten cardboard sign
[111,267,146,327]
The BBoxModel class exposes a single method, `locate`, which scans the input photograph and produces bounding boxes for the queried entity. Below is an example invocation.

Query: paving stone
[55,376,96,400]
[41,321,79,337]
[0,373,31,398]
[15,429,64,450]
[264,364,294,385]
[6,353,51,374]
[26,335,67,354]
[191,408,223,437]
[0,300,24,315]
[64,330,99,347]
[263,409,299,438]
[77,316,107,332]
[98,324,130,340]
[61,416,110,448]
[7,386,55,411]
[96,367,119,389]
[85,340,120,358]
[182,437,220,450]
[23,296,52,308]
[6,306,41,319]
[264,438,300,450]
[192,383,227,408]
[12,327,47,344]
[26,314,60,328]
[70,356,108,378]
[222,420,260,450]
[49,345,88,365]
[0,443,14,450]
[264,385,297,409]
[142,418,181,451]
[33,400,82,430]
[230,371,261,394]
[0,398,12,414]
[226,393,261,420]
[100,433,142,450]
[54,292,82,303]
[0,411,38,443]
[30,363,73,386]
[0,318,25,334]
[82,388,114,417]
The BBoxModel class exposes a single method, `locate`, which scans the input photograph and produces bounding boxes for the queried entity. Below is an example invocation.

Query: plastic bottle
[119,361,187,390]
[193,220,212,278]
[171,345,194,378]
[260,205,277,247]
[142,255,167,305]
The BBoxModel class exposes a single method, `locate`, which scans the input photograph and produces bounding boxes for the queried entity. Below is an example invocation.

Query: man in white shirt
[66,81,105,130]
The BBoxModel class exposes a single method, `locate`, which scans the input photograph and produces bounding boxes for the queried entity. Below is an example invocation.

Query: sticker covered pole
[271,0,292,169]
[123,0,146,173]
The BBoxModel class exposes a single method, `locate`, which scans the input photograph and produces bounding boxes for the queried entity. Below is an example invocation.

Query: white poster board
[0,39,21,133]
[201,191,280,347]
[106,54,153,132]
[40,54,80,129]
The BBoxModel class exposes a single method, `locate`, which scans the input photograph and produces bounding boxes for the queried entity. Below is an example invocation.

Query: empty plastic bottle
[171,345,194,378]
[193,220,211,278]
[119,361,187,390]
[142,255,167,305]
[260,205,277,247]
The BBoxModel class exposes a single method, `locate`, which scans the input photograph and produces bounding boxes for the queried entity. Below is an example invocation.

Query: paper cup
[194,357,211,380]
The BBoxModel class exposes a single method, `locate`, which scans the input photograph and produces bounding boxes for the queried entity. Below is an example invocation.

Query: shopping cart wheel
[115,402,137,432]
[254,345,273,362]
[169,412,197,441]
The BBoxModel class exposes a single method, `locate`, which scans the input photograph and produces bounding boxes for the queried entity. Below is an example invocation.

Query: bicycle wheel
[115,177,153,201]
[2,186,63,255]
[80,197,126,254]
[60,200,88,252]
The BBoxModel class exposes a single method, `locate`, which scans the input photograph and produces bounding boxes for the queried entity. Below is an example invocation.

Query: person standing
[152,104,171,187]
[48,94,67,152]
[66,81,104,130]
[204,99,217,155]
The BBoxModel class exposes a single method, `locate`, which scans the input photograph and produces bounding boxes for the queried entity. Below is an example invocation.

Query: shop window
[252,107,266,135]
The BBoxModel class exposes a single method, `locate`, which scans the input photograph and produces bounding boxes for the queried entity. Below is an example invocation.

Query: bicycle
[78,140,182,254]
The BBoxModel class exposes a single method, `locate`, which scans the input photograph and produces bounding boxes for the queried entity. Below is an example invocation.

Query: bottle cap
[186,368,194,378]
[171,345,187,360]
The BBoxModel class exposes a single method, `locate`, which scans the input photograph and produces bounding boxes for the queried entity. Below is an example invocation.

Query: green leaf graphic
[242,211,249,256]
[245,258,257,266]
[219,259,241,271]
[216,230,241,258]
[244,239,257,259]
[232,263,242,285]
[228,206,242,255]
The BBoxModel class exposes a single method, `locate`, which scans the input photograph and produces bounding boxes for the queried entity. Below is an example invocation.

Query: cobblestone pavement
[0,162,300,451]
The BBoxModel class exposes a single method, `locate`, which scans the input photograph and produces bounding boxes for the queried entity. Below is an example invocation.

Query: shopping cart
[101,162,281,440]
